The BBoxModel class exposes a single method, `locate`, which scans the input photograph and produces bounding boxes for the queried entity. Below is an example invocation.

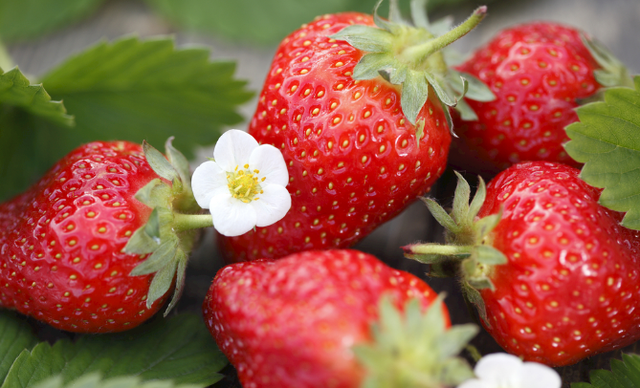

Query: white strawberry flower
[191,129,291,237]
[457,353,561,388]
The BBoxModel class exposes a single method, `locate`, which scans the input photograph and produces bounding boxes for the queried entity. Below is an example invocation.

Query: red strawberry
[203,249,477,388]
[404,161,640,366]
[0,139,201,332]
[218,2,491,262]
[450,22,632,175]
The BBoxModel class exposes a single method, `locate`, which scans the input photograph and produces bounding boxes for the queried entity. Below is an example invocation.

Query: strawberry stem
[401,6,486,68]
[172,213,213,232]
[403,243,473,260]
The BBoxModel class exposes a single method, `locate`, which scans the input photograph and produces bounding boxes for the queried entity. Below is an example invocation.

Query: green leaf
[0,67,73,126]
[449,70,496,102]
[461,281,490,327]
[146,259,179,309]
[425,72,456,108]
[475,212,502,240]
[581,35,633,89]
[454,98,479,121]
[0,109,66,202]
[134,180,172,210]
[145,0,351,46]
[124,208,162,255]
[421,197,458,232]
[0,65,72,199]
[0,312,38,384]
[428,15,455,37]
[409,0,429,29]
[34,373,199,388]
[165,137,192,191]
[163,252,188,316]
[143,141,180,183]
[468,176,486,220]
[0,0,103,42]
[1,314,227,388]
[330,25,393,53]
[435,324,478,360]
[451,170,471,225]
[572,353,640,388]
[440,357,476,386]
[0,35,251,202]
[129,237,178,276]
[352,53,395,80]
[39,36,252,161]
[400,70,430,126]
[473,245,507,265]
[564,76,640,230]
[355,295,476,388]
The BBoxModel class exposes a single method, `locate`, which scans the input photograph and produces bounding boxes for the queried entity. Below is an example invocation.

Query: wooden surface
[7,0,640,386]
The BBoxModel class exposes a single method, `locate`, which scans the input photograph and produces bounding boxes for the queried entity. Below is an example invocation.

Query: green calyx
[124,138,209,315]
[355,295,478,388]
[330,0,495,134]
[402,172,506,326]
[582,34,634,90]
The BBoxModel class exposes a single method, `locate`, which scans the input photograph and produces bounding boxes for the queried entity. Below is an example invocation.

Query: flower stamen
[227,165,263,203]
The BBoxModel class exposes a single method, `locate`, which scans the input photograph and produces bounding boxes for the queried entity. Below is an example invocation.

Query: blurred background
[2,0,640,386]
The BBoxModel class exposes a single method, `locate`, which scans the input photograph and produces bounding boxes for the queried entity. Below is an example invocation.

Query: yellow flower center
[227,164,265,203]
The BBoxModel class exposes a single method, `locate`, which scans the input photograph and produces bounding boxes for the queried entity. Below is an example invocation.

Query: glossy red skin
[451,22,601,175]
[219,12,451,262]
[477,161,640,366]
[0,141,166,333]
[203,249,447,388]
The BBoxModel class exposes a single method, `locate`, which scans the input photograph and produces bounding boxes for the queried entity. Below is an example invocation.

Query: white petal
[191,161,229,209]
[249,144,289,187]
[213,129,259,172]
[209,193,258,237]
[456,379,492,388]
[474,353,523,383]
[520,362,561,388]
[251,184,291,227]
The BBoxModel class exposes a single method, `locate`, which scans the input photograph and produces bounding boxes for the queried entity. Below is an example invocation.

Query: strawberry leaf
[564,76,640,230]
[0,112,64,202]
[34,373,199,388]
[39,36,253,161]
[0,313,226,388]
[0,67,73,126]
[571,353,640,388]
[0,0,103,42]
[0,60,74,200]
[143,0,478,45]
[145,0,353,46]
[0,312,38,385]
[0,35,251,202]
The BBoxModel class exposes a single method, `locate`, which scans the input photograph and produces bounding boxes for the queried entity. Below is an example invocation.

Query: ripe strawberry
[203,249,477,388]
[218,2,491,262]
[449,22,632,175]
[404,161,640,366]
[0,139,201,333]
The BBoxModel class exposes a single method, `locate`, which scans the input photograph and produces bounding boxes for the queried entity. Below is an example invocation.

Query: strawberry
[404,161,640,366]
[449,22,632,175]
[217,2,492,262]
[203,249,477,388]
[0,139,202,333]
